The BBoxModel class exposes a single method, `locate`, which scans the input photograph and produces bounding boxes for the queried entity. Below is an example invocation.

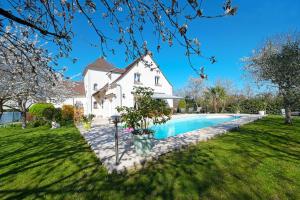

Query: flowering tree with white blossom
[0,0,237,77]
[0,26,71,128]
[0,69,12,120]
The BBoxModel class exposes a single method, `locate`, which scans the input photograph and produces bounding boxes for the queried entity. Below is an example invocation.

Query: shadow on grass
[0,116,299,199]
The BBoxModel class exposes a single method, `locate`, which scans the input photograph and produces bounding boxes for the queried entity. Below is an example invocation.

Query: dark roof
[64,81,85,96]
[73,81,85,96]
[85,53,173,90]
[82,58,124,76]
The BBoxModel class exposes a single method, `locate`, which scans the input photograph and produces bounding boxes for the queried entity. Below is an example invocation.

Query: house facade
[54,81,87,113]
[58,54,176,118]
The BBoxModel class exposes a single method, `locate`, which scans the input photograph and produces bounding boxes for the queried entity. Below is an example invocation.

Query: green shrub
[117,87,171,133]
[54,108,62,122]
[42,107,55,121]
[240,98,267,114]
[62,105,74,122]
[225,95,284,115]
[266,97,283,114]
[227,104,241,113]
[27,119,50,128]
[178,99,187,109]
[29,103,55,119]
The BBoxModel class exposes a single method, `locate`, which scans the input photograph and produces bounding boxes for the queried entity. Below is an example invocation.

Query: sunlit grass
[0,116,299,199]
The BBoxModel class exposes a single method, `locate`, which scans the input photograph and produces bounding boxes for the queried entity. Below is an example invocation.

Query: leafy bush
[74,108,84,123]
[27,119,50,128]
[185,97,197,110]
[178,99,187,109]
[227,104,241,113]
[117,87,171,135]
[53,108,62,122]
[266,96,283,114]
[225,95,284,115]
[29,103,55,119]
[62,105,74,122]
[42,107,55,121]
[239,98,267,114]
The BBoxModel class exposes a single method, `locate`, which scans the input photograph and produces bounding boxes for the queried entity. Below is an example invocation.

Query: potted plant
[178,99,186,113]
[82,114,95,130]
[117,87,171,156]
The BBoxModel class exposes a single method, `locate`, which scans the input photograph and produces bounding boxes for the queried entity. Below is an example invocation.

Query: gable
[111,54,173,87]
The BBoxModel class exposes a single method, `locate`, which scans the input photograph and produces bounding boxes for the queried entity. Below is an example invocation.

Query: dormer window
[93,83,98,90]
[134,73,141,84]
[155,76,160,85]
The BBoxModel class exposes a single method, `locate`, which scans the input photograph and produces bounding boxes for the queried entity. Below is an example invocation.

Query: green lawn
[0,116,300,200]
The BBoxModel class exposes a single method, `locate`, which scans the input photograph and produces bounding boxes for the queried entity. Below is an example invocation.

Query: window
[93,83,98,90]
[134,73,141,83]
[155,76,160,85]
[93,101,98,109]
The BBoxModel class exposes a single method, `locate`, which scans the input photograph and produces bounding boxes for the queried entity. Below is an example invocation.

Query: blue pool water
[152,115,239,140]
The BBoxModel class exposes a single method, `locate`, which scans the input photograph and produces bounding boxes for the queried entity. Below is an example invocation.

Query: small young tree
[117,87,171,134]
[244,33,300,124]
[185,77,205,107]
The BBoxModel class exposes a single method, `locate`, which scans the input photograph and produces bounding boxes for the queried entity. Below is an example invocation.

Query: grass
[0,116,300,200]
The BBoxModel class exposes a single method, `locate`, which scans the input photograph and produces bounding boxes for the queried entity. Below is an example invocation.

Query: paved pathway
[78,114,263,173]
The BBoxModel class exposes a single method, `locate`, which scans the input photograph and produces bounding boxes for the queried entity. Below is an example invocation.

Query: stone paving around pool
[78,114,263,173]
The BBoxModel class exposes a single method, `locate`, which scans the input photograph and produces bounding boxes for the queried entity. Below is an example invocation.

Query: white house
[59,53,178,118]
[55,81,87,113]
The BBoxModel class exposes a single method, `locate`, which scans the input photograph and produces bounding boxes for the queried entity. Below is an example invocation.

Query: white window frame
[134,73,141,83]
[93,83,98,91]
[155,76,160,85]
[93,101,98,109]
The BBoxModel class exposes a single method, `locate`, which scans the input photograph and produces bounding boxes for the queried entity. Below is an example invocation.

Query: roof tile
[83,58,124,75]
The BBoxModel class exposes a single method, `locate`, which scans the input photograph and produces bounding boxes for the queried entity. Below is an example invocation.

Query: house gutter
[116,84,122,107]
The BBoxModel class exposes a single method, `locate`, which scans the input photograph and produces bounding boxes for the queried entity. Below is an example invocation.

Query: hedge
[29,103,55,119]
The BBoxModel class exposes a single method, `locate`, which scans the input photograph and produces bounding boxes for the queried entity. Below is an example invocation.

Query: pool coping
[78,114,263,173]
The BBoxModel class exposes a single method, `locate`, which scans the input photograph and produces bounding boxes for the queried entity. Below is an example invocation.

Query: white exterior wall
[100,55,173,118]
[84,69,121,117]
[117,55,173,109]
[54,96,87,114]
[83,55,173,118]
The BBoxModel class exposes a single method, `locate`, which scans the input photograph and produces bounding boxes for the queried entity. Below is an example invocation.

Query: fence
[0,112,21,124]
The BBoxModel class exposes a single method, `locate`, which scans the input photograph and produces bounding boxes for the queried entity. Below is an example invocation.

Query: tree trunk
[20,111,27,129]
[283,94,293,125]
[0,99,3,121]
[213,98,217,113]
[18,99,27,128]
[284,107,292,125]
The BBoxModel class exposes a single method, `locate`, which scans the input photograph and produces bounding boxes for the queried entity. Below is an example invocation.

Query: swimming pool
[152,115,239,140]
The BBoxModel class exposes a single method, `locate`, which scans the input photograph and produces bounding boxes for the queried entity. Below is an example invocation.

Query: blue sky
[60,0,300,91]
